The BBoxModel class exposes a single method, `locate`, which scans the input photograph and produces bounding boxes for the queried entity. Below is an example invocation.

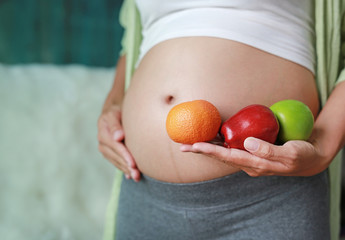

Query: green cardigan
[104,1,345,239]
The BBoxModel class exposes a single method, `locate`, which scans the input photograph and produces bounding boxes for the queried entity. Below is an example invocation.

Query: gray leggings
[115,170,330,240]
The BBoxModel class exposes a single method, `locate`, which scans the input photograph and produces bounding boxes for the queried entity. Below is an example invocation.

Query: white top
[135,0,315,74]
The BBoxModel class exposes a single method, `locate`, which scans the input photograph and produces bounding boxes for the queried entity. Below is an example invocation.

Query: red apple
[220,104,279,150]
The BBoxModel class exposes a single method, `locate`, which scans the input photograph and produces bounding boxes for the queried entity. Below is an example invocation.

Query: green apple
[270,99,314,143]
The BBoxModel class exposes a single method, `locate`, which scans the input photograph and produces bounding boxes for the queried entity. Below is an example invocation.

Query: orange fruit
[166,100,222,144]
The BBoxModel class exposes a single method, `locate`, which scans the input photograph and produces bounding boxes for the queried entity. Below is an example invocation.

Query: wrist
[102,102,122,114]
[310,127,340,168]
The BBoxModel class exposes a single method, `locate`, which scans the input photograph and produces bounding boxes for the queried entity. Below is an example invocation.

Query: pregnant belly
[122,37,319,183]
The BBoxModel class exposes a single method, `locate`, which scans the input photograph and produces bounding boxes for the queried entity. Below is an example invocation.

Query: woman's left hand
[180,137,329,177]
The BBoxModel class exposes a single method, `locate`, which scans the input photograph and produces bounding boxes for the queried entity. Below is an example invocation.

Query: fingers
[99,142,141,181]
[181,142,250,167]
[98,125,127,163]
[181,142,288,176]
[181,138,286,162]
[182,142,251,161]
[244,137,288,161]
[98,110,123,141]
[113,129,125,142]
[100,105,122,131]
[99,129,140,180]
[97,107,141,181]
[99,143,131,175]
[243,138,307,175]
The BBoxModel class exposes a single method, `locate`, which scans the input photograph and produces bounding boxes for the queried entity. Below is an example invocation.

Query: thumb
[244,137,280,160]
[107,109,125,141]
[109,117,124,142]
[113,129,125,141]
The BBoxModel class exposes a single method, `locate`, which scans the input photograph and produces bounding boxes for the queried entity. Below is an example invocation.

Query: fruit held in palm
[166,100,221,144]
[270,99,314,143]
[221,104,279,150]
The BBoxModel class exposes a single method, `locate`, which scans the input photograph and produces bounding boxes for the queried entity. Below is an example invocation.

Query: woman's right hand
[97,104,141,181]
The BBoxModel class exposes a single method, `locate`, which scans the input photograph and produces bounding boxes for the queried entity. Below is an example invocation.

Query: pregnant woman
[98,0,345,239]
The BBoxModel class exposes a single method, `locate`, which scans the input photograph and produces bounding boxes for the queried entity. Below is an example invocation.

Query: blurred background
[0,0,123,66]
[0,0,124,239]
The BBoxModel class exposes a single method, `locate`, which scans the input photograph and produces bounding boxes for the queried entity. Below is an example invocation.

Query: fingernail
[180,145,191,152]
[244,138,259,152]
[113,130,123,140]
[130,170,136,179]
[125,174,130,179]
[191,143,202,152]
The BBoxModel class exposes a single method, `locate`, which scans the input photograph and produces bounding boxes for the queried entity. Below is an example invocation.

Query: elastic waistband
[125,171,327,209]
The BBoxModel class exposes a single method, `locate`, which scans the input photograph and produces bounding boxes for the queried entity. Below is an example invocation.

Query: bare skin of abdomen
[121,37,319,183]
